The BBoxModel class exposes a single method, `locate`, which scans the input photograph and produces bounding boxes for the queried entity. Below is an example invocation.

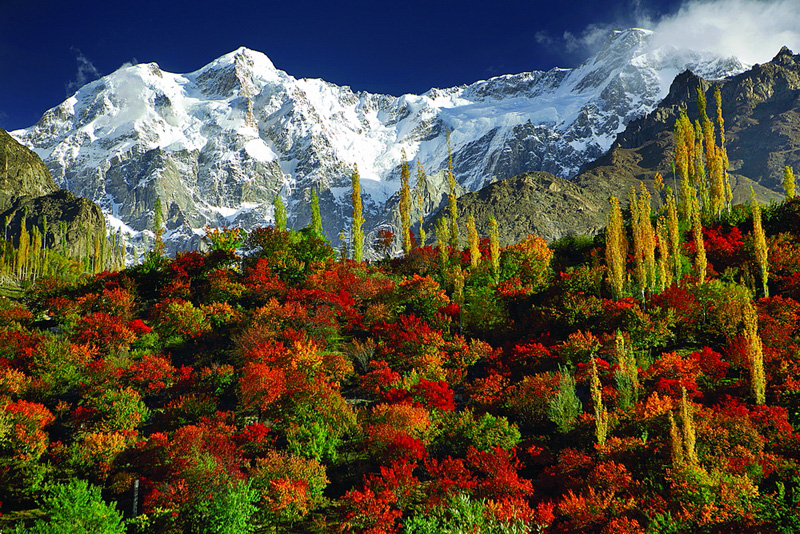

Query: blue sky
[1,0,798,131]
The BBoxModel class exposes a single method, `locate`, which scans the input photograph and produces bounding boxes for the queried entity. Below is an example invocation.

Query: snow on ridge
[9,28,749,255]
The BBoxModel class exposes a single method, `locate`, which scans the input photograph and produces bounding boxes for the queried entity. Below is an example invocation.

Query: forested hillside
[1,175,799,532]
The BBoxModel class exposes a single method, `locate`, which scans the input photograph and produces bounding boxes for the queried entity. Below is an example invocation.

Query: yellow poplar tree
[400,150,412,255]
[680,386,698,465]
[784,166,796,200]
[436,217,450,284]
[666,192,683,282]
[638,184,657,294]
[751,187,769,297]
[691,193,707,285]
[590,356,609,445]
[716,85,733,211]
[657,216,671,292]
[743,299,766,404]
[489,215,500,283]
[467,213,480,269]
[416,159,427,248]
[606,196,627,298]
[446,131,459,249]
[351,165,364,262]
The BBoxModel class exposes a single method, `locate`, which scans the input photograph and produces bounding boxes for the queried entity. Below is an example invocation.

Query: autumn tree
[743,299,766,404]
[153,196,166,257]
[589,356,609,445]
[605,196,627,298]
[273,194,287,231]
[467,213,480,269]
[400,151,412,255]
[784,165,796,200]
[351,165,365,262]
[548,367,582,433]
[436,218,450,284]
[630,184,656,296]
[666,192,683,283]
[416,158,427,248]
[715,85,733,212]
[446,130,459,249]
[691,193,707,284]
[751,187,769,297]
[488,215,500,284]
[310,189,324,242]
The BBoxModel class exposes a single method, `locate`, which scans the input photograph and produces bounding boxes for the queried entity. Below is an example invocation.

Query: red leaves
[466,446,534,500]
[239,362,287,414]
[125,354,175,394]
[3,400,54,461]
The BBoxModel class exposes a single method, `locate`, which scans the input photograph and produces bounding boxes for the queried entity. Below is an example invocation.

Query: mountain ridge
[12,29,747,256]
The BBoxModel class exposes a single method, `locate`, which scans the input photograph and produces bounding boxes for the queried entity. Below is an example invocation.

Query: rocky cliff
[427,47,799,243]
[0,129,117,274]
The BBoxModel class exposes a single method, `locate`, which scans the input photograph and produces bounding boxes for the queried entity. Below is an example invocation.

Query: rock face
[10,29,746,255]
[0,129,113,270]
[0,129,57,210]
[425,172,611,246]
[427,48,800,243]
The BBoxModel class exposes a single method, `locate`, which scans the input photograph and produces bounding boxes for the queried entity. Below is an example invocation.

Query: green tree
[416,158,427,248]
[191,480,258,534]
[446,130,459,249]
[153,196,165,257]
[351,165,365,262]
[13,478,125,534]
[467,213,480,269]
[751,187,769,297]
[310,189,324,242]
[400,151,412,255]
[273,194,288,231]
[784,166,796,200]
[548,367,582,433]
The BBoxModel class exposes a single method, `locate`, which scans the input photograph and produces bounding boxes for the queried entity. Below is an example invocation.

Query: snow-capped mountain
[11,28,746,255]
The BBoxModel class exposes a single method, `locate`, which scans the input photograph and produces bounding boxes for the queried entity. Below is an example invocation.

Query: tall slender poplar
[606,196,627,298]
[489,215,500,284]
[310,189,324,242]
[744,299,766,404]
[351,165,364,262]
[416,159,427,248]
[784,166,796,200]
[153,197,165,257]
[446,131,459,249]
[273,195,287,231]
[400,150,412,255]
[436,217,450,284]
[751,187,769,297]
[666,192,683,282]
[467,213,480,269]
[691,193,707,285]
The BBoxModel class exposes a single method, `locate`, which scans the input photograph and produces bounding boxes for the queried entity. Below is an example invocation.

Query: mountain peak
[200,46,277,74]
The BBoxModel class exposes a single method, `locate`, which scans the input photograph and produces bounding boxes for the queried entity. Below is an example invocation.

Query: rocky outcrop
[425,171,610,246]
[0,129,57,210]
[0,129,116,271]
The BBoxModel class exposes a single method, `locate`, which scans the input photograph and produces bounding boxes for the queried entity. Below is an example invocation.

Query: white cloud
[643,0,800,65]
[541,0,800,66]
[66,47,101,93]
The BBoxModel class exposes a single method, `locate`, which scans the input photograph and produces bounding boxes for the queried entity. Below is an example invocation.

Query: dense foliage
[1,197,800,534]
